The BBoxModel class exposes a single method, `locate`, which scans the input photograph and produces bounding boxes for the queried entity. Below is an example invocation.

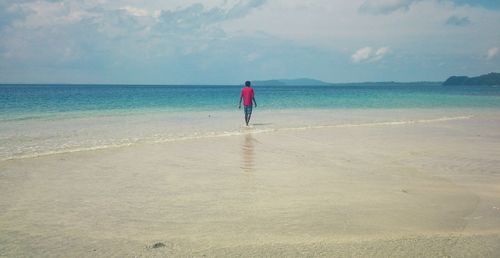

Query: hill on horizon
[443,72,500,86]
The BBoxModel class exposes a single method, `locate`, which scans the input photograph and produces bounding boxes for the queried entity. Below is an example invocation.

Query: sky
[0,0,499,84]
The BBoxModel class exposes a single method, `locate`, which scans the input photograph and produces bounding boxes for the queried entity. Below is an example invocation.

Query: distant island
[443,72,500,86]
[253,78,333,86]
[252,78,440,86]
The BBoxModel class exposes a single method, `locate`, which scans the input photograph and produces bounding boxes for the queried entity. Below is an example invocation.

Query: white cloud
[0,0,266,62]
[359,0,419,15]
[351,47,372,63]
[351,47,390,63]
[486,47,499,60]
[120,6,150,17]
[9,1,92,28]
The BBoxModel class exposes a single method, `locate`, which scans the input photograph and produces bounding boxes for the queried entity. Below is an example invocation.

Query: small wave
[0,115,472,162]
[277,115,473,131]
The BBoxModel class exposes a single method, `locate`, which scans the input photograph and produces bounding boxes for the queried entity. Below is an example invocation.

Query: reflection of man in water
[241,133,255,173]
[238,81,257,126]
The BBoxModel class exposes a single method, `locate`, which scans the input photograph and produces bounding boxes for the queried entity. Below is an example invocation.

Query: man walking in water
[238,81,257,126]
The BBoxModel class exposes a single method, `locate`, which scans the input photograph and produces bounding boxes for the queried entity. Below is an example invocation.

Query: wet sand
[1,110,500,257]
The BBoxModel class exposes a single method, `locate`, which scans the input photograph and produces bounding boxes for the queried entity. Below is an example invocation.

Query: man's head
[245,81,251,87]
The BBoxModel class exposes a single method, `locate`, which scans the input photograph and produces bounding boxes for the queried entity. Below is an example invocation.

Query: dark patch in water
[152,242,166,249]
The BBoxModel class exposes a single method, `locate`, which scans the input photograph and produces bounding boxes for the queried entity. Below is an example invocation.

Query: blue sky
[0,0,499,84]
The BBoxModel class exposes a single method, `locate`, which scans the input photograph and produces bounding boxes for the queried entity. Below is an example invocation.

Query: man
[238,81,257,126]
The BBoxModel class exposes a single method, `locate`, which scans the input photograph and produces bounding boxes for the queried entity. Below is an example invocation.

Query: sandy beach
[1,109,500,257]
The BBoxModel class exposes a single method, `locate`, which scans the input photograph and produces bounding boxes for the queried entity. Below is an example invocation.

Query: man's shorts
[244,105,253,114]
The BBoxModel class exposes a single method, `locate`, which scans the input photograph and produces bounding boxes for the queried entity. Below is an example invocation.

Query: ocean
[1,83,500,161]
[2,84,500,119]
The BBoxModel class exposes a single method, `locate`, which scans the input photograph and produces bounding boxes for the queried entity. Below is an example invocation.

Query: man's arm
[252,97,257,108]
[238,96,242,109]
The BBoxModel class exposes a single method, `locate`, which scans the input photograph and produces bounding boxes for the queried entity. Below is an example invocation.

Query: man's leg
[247,112,252,125]
[244,106,251,126]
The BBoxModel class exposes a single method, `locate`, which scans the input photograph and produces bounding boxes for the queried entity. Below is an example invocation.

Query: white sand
[1,109,500,257]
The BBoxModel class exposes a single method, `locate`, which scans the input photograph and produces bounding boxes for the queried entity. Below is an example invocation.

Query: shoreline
[0,107,493,162]
[0,112,474,162]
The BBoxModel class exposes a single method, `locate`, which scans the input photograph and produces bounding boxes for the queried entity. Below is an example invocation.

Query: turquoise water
[1,83,500,160]
[1,84,500,120]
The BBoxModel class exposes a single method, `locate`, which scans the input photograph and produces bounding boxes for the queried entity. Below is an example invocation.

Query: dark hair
[245,81,251,86]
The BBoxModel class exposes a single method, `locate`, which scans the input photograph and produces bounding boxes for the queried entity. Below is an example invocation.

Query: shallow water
[0,107,488,161]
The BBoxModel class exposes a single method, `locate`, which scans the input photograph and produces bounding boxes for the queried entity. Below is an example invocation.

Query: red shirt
[241,87,254,106]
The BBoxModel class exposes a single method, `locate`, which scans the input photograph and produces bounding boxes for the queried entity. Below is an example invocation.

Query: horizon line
[0,80,444,86]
